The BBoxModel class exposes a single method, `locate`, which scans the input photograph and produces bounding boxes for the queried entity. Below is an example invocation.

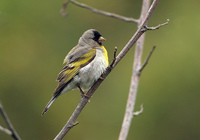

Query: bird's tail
[41,94,59,116]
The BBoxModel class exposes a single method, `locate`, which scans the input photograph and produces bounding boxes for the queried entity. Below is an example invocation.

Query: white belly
[77,49,108,90]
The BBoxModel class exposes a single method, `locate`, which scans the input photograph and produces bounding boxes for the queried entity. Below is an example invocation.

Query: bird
[41,29,109,115]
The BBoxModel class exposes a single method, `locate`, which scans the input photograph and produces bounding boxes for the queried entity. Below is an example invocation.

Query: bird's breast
[77,49,108,90]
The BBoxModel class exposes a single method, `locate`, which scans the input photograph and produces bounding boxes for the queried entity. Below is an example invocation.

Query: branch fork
[68,121,79,128]
[141,19,169,32]
[0,103,21,140]
[139,45,156,73]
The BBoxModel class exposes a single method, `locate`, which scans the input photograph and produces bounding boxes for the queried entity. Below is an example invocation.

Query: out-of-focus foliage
[0,0,200,139]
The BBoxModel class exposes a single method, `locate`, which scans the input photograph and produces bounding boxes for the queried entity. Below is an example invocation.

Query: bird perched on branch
[42,29,109,115]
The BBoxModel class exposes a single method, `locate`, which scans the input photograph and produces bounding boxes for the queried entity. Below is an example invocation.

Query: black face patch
[92,30,102,45]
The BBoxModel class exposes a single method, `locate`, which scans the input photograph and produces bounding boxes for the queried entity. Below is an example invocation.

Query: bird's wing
[53,48,96,95]
[63,45,91,64]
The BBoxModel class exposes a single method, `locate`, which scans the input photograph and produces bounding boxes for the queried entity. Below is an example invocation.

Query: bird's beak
[98,36,106,42]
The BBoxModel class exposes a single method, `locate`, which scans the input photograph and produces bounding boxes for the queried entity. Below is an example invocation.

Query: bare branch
[0,103,21,140]
[118,0,151,139]
[61,0,139,23]
[0,125,12,135]
[145,19,169,30]
[133,104,144,116]
[139,45,156,73]
[118,15,168,140]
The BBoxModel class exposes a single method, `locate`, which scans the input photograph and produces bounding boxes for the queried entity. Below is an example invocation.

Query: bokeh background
[0,0,200,140]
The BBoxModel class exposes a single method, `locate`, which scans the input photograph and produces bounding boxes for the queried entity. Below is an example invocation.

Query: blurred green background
[0,0,200,139]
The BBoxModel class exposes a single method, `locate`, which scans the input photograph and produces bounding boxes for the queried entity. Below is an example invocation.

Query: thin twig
[0,103,21,140]
[68,121,79,128]
[139,45,156,73]
[0,125,12,135]
[145,19,169,30]
[61,0,139,23]
[60,0,71,17]
[110,47,117,68]
[133,104,144,116]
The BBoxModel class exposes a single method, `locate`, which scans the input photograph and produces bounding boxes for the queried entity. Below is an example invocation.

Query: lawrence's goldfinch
[42,29,109,115]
